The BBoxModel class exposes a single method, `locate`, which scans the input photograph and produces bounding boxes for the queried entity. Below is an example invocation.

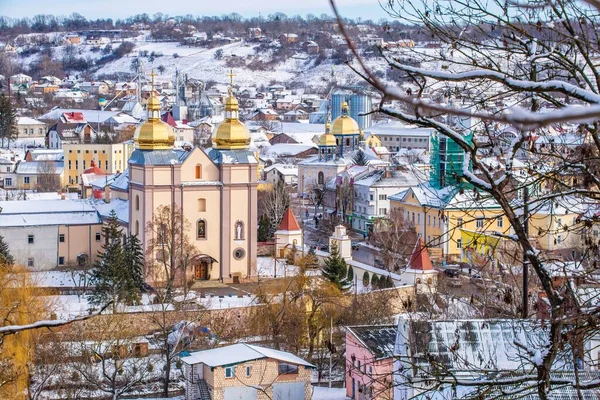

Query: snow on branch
[0,302,112,336]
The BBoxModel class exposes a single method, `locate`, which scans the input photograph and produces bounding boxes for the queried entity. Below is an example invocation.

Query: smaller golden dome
[319,133,337,147]
[224,95,239,110]
[332,101,359,136]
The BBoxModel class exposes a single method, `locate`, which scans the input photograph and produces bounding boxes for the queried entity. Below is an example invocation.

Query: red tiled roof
[161,112,177,127]
[408,237,433,271]
[83,160,105,175]
[278,208,301,231]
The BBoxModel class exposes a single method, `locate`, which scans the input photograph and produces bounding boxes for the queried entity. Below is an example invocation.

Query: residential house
[14,160,65,190]
[9,73,32,85]
[270,132,298,145]
[39,108,138,133]
[180,343,314,400]
[279,33,299,44]
[304,41,320,54]
[86,36,110,46]
[248,108,279,121]
[0,158,16,188]
[283,110,309,122]
[63,34,82,45]
[264,163,298,186]
[79,81,109,96]
[53,89,87,102]
[352,168,421,235]
[345,325,396,400]
[115,82,138,97]
[276,97,301,111]
[264,143,318,160]
[47,112,96,149]
[16,117,47,139]
[0,199,103,270]
[248,27,263,40]
[25,149,63,162]
[39,75,62,85]
[32,83,60,95]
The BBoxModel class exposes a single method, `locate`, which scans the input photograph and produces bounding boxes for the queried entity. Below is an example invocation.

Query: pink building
[345,325,396,400]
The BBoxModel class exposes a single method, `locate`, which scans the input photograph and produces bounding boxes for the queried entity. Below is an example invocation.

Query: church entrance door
[194,262,209,280]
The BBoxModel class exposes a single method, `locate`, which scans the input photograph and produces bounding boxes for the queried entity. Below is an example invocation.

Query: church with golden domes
[298,101,362,196]
[129,72,258,284]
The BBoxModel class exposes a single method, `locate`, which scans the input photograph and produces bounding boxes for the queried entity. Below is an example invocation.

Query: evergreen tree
[347,265,354,282]
[322,242,350,291]
[122,233,145,305]
[370,274,379,288]
[89,211,127,311]
[352,148,368,166]
[0,235,14,266]
[258,214,271,242]
[303,245,319,269]
[362,271,370,287]
[385,275,394,288]
[0,94,18,148]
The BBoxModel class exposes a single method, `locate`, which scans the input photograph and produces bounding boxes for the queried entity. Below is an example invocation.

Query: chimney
[104,185,110,203]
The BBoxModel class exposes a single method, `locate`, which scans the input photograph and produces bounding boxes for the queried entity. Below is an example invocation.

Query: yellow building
[390,185,589,263]
[389,185,510,262]
[63,142,134,187]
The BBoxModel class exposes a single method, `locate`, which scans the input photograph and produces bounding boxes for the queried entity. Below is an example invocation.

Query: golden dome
[318,121,336,146]
[214,119,251,149]
[332,101,359,136]
[214,70,250,150]
[134,91,175,150]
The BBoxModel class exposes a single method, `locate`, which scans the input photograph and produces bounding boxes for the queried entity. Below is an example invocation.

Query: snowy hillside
[91,40,389,90]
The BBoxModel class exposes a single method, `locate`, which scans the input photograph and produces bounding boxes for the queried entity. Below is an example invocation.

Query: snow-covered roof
[16,116,45,125]
[346,325,396,360]
[264,163,298,176]
[366,120,434,137]
[39,108,138,124]
[265,143,317,157]
[15,161,64,174]
[0,199,100,227]
[93,198,129,224]
[180,343,315,368]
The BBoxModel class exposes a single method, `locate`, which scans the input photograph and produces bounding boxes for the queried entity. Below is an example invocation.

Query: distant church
[129,72,258,283]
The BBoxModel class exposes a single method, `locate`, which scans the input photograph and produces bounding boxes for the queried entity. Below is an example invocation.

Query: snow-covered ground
[311,386,348,400]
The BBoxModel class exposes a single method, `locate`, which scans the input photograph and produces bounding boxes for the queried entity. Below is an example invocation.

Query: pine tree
[0,94,18,148]
[370,274,379,288]
[347,265,354,282]
[0,235,14,266]
[352,148,368,166]
[362,271,370,287]
[258,214,271,242]
[322,242,350,291]
[122,234,145,305]
[89,211,126,312]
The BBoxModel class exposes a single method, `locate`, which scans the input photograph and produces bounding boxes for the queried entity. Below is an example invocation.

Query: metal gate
[223,386,258,400]
[272,382,306,400]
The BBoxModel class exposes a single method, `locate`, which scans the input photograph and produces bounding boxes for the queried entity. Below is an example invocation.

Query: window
[135,195,140,211]
[59,234,65,243]
[105,160,108,170]
[357,360,361,370]
[24,176,30,184]
[379,194,387,200]
[75,160,78,169]
[58,256,65,265]
[85,150,89,154]
[83,160,86,169]
[246,366,252,377]
[68,160,72,169]
[428,215,431,226]
[417,213,420,224]
[197,220,206,239]
[135,221,139,236]
[457,238,462,249]
[195,164,202,179]
[557,235,562,244]
[198,198,206,212]
[369,193,374,201]
[28,235,34,244]
[95,232,101,241]
[497,216,503,228]
[77,253,88,266]
[379,208,387,215]
[225,367,235,378]
[433,216,436,227]
[318,171,324,185]
[457,218,463,227]
[279,362,298,375]
[476,218,484,228]
[4,178,11,186]
[27,258,34,267]
[233,248,246,260]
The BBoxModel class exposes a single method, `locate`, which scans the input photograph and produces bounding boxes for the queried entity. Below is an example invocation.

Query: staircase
[197,379,211,400]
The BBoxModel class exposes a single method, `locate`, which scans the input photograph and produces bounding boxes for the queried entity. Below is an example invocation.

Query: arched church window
[135,195,140,211]
[318,172,324,185]
[235,221,244,240]
[197,219,207,239]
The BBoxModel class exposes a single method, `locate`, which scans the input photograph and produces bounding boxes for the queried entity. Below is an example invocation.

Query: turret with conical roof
[213,70,251,150]
[134,70,175,151]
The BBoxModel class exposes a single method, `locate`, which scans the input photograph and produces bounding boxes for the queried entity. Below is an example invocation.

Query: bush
[362,271,370,287]
[114,41,135,57]
[173,53,179,58]
[370,274,379,288]
[347,265,354,281]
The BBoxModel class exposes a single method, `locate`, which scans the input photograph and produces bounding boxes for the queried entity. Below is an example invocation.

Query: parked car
[351,242,360,251]
[318,244,329,251]
[443,268,460,278]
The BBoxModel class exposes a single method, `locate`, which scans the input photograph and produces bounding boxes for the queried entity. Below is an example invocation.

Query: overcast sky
[0,0,390,21]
